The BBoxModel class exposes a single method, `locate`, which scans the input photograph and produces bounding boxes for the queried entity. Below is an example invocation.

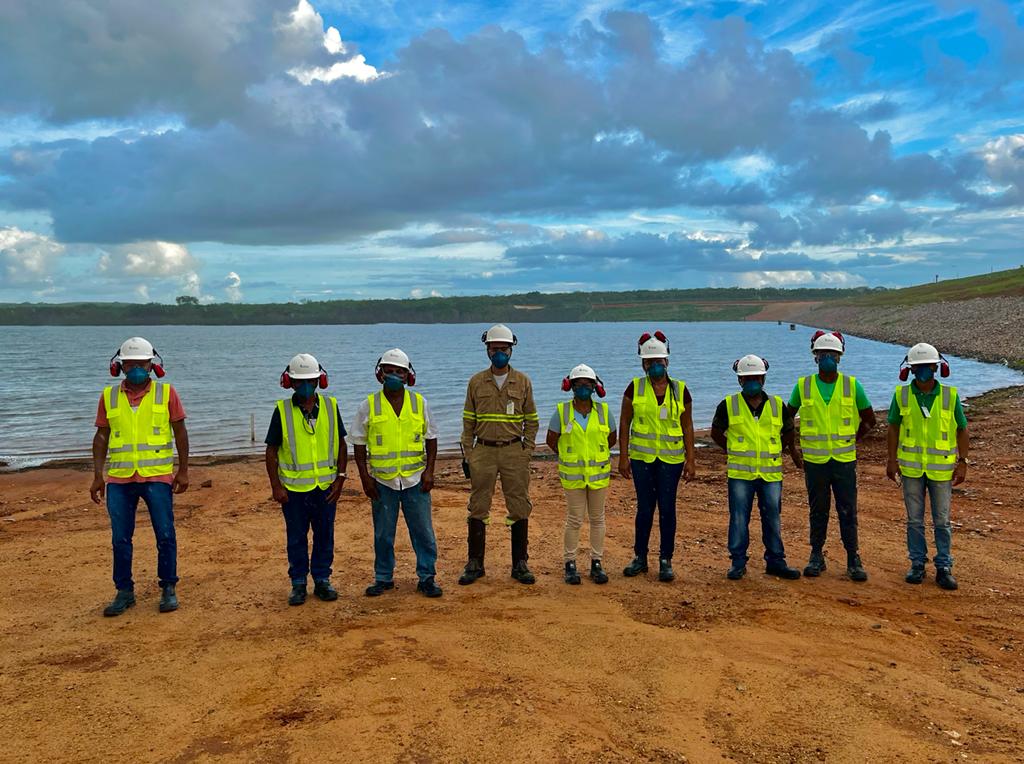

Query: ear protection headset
[109,349,165,378]
[561,372,606,398]
[375,357,417,386]
[732,357,769,373]
[898,355,950,381]
[279,364,329,389]
[810,329,846,353]
[637,330,670,355]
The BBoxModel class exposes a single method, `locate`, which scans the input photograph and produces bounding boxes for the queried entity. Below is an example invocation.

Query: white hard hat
[118,336,155,360]
[734,354,768,376]
[811,331,845,354]
[482,324,517,345]
[286,353,322,379]
[378,348,411,370]
[639,337,669,359]
[907,342,941,365]
[568,363,597,381]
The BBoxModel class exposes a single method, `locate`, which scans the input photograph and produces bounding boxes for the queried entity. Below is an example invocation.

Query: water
[2,322,1021,469]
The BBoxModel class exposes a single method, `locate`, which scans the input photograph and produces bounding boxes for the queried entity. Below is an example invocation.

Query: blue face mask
[573,385,594,401]
[742,379,763,396]
[817,355,838,374]
[383,373,405,391]
[490,350,510,369]
[295,381,317,399]
[646,362,666,380]
[913,366,935,382]
[125,366,150,385]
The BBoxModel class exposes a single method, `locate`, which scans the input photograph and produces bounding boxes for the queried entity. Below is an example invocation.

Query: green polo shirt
[789,375,871,410]
[886,382,968,429]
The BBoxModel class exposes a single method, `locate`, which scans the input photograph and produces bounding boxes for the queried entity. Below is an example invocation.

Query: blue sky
[1,0,1023,303]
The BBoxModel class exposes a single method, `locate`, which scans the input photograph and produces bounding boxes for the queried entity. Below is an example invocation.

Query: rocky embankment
[792,295,1024,368]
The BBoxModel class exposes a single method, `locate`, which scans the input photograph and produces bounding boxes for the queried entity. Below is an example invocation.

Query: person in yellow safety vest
[265,353,347,606]
[89,337,190,617]
[710,355,802,581]
[618,331,695,583]
[886,343,969,591]
[459,324,540,586]
[790,330,876,583]
[545,364,617,585]
[352,348,441,599]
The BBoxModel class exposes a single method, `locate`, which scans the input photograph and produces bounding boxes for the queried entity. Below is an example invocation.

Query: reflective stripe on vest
[628,376,687,464]
[896,383,959,480]
[367,390,427,482]
[103,383,174,478]
[557,400,612,489]
[797,373,858,464]
[277,394,339,492]
[725,393,784,482]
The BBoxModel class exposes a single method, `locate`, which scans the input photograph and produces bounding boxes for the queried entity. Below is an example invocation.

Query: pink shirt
[95,380,187,484]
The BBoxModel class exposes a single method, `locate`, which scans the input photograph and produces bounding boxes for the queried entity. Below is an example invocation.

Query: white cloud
[135,284,150,301]
[733,270,867,288]
[0,226,64,285]
[98,241,198,277]
[289,54,381,84]
[224,271,243,302]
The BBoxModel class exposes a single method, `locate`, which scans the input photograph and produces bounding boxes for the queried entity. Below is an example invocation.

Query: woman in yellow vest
[885,343,969,591]
[710,355,802,580]
[265,353,347,606]
[352,348,441,599]
[617,331,695,582]
[545,364,616,585]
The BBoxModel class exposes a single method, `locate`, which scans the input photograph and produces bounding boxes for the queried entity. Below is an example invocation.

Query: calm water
[2,322,1021,468]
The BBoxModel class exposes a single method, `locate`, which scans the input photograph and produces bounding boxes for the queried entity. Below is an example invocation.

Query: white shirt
[492,373,508,389]
[348,392,439,490]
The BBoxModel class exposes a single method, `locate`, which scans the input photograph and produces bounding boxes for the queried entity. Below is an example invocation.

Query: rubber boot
[510,519,535,584]
[459,518,487,585]
[803,549,826,577]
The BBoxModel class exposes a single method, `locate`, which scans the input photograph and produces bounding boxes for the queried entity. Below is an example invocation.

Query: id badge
[659,406,669,420]
[920,405,930,419]
[506,401,515,416]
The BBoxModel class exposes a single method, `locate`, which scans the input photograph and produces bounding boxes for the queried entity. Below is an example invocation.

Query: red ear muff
[654,330,668,343]
[318,369,329,389]
[595,375,606,398]
[407,365,416,386]
[899,367,910,382]
[636,332,652,354]
[280,368,292,389]
[109,350,122,377]
[940,360,950,378]
[153,364,166,378]
[561,376,572,392]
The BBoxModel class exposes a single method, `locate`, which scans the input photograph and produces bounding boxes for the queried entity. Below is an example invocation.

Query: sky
[1,0,1023,304]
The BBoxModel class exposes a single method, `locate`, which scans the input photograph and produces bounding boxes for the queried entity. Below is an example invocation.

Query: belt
[477,437,522,448]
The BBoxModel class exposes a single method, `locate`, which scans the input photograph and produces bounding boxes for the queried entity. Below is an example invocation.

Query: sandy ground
[2,388,1023,763]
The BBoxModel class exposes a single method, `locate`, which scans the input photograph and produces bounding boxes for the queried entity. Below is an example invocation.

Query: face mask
[490,351,510,369]
[573,385,594,401]
[383,373,405,392]
[817,355,838,374]
[646,362,666,380]
[913,366,935,382]
[295,381,317,399]
[742,379,763,396]
[125,367,150,385]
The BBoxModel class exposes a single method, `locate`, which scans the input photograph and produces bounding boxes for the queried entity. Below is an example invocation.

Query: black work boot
[103,589,136,617]
[510,519,535,584]
[622,556,648,577]
[803,549,826,577]
[416,577,443,598]
[364,581,395,597]
[314,580,339,601]
[288,584,307,606]
[658,558,675,582]
[846,553,868,582]
[766,562,801,579]
[590,560,609,584]
[727,562,747,580]
[459,518,487,585]
[905,563,926,584]
[564,561,581,585]
[936,567,959,590]
[158,584,179,613]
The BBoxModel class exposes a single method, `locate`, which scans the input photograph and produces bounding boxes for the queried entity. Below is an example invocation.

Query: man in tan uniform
[459,324,540,585]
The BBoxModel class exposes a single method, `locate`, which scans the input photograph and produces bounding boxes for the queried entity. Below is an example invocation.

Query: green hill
[834,267,1024,307]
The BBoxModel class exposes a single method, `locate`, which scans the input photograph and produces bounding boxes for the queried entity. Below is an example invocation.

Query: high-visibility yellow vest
[628,376,687,464]
[797,373,858,464]
[367,390,427,482]
[556,401,612,489]
[725,393,784,482]
[103,383,175,479]
[276,394,339,492]
[896,383,959,480]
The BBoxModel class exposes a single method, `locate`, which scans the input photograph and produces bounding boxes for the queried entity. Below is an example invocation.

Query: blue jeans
[282,488,336,585]
[106,481,178,591]
[372,482,438,583]
[630,459,685,560]
[902,476,953,568]
[727,478,786,567]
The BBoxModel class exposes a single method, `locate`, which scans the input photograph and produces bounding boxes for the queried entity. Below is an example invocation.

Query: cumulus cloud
[733,204,923,248]
[224,271,244,302]
[0,226,65,285]
[980,133,1024,205]
[97,241,198,277]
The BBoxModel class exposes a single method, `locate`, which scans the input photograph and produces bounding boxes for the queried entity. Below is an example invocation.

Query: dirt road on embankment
[2,383,1023,763]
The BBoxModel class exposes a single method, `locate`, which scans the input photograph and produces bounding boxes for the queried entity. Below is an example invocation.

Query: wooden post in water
[250,413,256,444]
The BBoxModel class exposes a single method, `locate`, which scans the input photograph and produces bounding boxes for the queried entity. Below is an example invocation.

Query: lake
[2,322,1021,469]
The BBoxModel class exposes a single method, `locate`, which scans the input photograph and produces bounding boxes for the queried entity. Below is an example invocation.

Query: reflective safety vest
[896,383,959,480]
[103,383,175,479]
[367,389,427,482]
[797,374,858,464]
[628,376,687,464]
[556,401,612,490]
[725,393,784,482]
[276,394,339,492]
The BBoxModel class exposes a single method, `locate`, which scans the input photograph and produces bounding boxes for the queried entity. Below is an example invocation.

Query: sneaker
[158,584,179,613]
[313,580,339,601]
[364,581,395,597]
[103,589,136,617]
[511,560,536,585]
[765,563,801,580]
[288,584,307,606]
[846,554,868,583]
[727,563,747,580]
[622,557,648,577]
[936,567,959,591]
[589,560,609,584]
[658,558,675,582]
[803,550,826,578]
[564,561,581,585]
[416,577,443,598]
